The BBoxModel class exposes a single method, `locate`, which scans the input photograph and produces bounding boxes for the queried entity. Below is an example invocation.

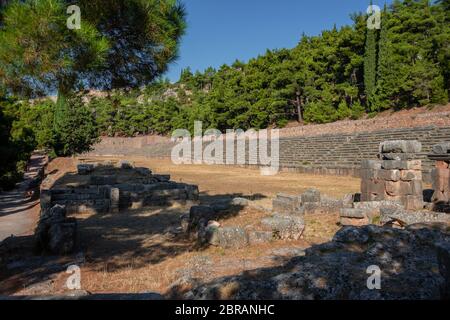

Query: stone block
[432,143,450,154]
[433,168,450,193]
[48,221,77,255]
[189,206,217,231]
[376,169,401,181]
[400,170,422,181]
[385,181,401,196]
[77,164,94,175]
[436,242,450,299]
[361,160,382,170]
[379,140,422,154]
[339,208,367,219]
[118,160,134,169]
[301,189,321,203]
[216,227,249,248]
[404,195,424,211]
[247,230,274,245]
[360,169,376,180]
[379,153,417,161]
[381,160,421,170]
[261,214,305,240]
[367,180,385,195]
[90,175,117,185]
[109,187,120,213]
[410,180,423,197]
[40,190,52,212]
[435,161,449,169]
[135,167,152,176]
[339,216,370,226]
[272,193,301,214]
[231,197,250,206]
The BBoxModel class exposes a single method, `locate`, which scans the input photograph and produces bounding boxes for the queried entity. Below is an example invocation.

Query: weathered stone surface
[436,241,450,299]
[231,197,250,206]
[34,205,77,255]
[297,198,343,215]
[181,225,449,300]
[135,167,152,176]
[247,230,274,245]
[379,153,417,161]
[380,207,450,226]
[215,227,248,248]
[361,160,382,170]
[376,169,401,181]
[272,193,300,214]
[432,143,450,154]
[400,170,422,181]
[188,206,217,231]
[118,160,134,169]
[261,214,305,240]
[353,200,403,210]
[109,187,120,213]
[381,160,422,170]
[379,140,422,154]
[48,220,77,255]
[77,164,95,175]
[89,175,117,185]
[301,189,321,203]
[404,195,424,211]
[339,208,368,219]
[333,226,370,244]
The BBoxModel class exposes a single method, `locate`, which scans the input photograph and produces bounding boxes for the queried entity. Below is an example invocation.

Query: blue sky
[166,0,391,82]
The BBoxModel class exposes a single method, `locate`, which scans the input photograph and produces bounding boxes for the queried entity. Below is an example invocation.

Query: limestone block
[404,195,424,211]
[379,140,422,154]
[360,169,377,180]
[433,168,450,193]
[272,193,301,214]
[410,180,423,197]
[375,169,401,181]
[77,164,94,175]
[361,160,382,170]
[381,160,422,170]
[301,189,321,203]
[215,227,249,248]
[379,153,417,161]
[261,214,305,240]
[339,216,370,226]
[340,208,367,219]
[432,143,450,154]
[107,188,119,213]
[385,181,404,196]
[247,230,274,245]
[366,179,385,199]
[400,170,422,181]
[436,161,449,169]
[90,175,117,185]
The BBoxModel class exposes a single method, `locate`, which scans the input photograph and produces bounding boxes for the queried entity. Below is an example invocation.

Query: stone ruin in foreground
[35,160,199,255]
[34,140,450,256]
[184,140,450,250]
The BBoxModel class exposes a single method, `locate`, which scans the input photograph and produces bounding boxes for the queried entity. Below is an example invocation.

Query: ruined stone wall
[86,119,450,183]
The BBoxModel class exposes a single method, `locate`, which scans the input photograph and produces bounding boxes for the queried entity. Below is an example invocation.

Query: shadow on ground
[0,168,267,295]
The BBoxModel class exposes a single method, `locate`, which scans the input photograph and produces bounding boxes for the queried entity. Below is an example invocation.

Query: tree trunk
[295,91,303,122]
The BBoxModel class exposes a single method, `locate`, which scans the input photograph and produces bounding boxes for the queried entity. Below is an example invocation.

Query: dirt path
[0,153,47,242]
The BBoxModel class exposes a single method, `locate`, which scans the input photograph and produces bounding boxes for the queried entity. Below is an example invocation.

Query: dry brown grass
[3,157,361,295]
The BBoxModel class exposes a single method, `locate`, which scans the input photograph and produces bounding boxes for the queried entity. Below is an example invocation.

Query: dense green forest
[87,0,449,134]
[0,0,449,189]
